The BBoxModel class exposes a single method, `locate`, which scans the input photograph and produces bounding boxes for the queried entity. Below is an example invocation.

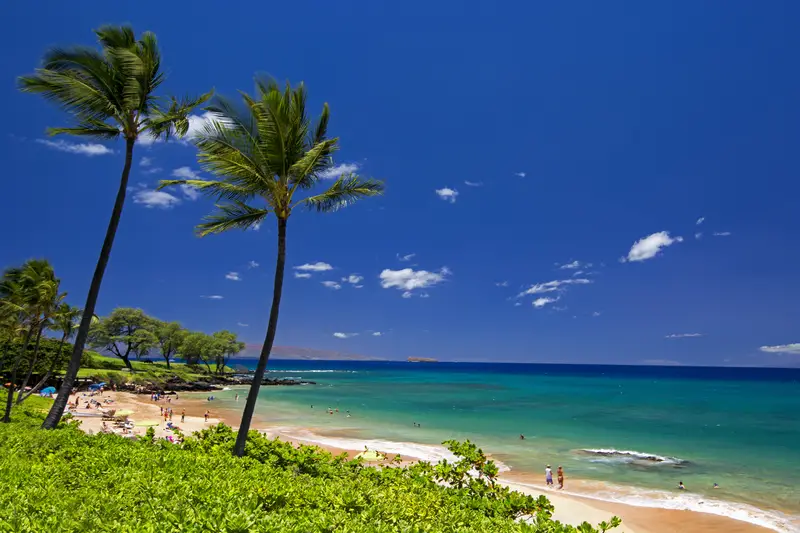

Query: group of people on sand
[545,465,566,490]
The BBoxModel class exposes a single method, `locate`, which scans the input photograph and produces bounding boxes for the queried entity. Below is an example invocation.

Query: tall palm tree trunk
[16,324,45,404]
[3,327,37,422]
[233,218,287,457]
[42,138,135,429]
[18,332,67,405]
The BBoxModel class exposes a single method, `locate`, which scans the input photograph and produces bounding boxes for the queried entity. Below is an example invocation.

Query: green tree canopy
[88,308,157,370]
[153,320,188,369]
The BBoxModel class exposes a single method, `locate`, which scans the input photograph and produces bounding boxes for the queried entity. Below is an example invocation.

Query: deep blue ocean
[218,359,800,531]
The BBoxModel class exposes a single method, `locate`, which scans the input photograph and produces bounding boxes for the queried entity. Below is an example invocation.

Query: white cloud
[372,332,383,336]
[713,231,732,237]
[419,292,430,298]
[517,278,591,297]
[559,260,591,270]
[180,184,200,200]
[342,274,363,285]
[572,271,584,277]
[533,297,558,308]
[295,262,334,272]
[435,187,459,203]
[464,181,483,187]
[140,157,153,167]
[397,253,416,262]
[514,302,522,307]
[321,281,342,290]
[622,231,683,262]
[294,272,312,279]
[592,311,601,317]
[333,332,358,339]
[380,267,450,293]
[133,190,181,209]
[184,112,228,142]
[318,162,360,180]
[495,281,509,287]
[247,260,259,269]
[695,232,703,240]
[225,272,241,281]
[401,291,413,299]
[237,322,249,327]
[759,343,800,354]
[36,139,113,156]
[250,222,261,231]
[665,333,704,339]
[696,217,705,225]
[143,167,163,175]
[200,295,224,300]
[514,172,526,178]
[354,285,363,289]
[172,166,200,180]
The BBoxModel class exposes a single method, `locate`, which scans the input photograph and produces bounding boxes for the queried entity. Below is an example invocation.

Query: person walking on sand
[557,466,564,489]
[181,409,185,423]
[204,410,209,422]
[545,465,554,487]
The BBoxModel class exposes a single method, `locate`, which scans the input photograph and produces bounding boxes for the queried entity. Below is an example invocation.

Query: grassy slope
[0,398,617,533]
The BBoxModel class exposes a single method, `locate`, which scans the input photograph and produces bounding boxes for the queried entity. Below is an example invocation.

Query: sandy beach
[68,390,776,533]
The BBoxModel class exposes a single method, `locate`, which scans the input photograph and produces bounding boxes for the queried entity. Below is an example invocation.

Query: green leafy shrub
[0,403,619,533]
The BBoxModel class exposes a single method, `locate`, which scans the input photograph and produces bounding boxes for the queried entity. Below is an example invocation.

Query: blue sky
[2,1,799,366]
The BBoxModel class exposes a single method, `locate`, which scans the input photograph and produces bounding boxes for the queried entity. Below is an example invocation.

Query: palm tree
[17,303,83,405]
[160,79,384,456]
[0,260,62,421]
[19,26,211,429]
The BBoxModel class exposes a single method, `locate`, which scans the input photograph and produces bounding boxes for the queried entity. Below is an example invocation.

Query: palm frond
[158,178,256,203]
[49,116,121,139]
[196,202,269,236]
[144,90,213,141]
[297,173,384,212]
[312,102,329,145]
[95,25,136,50]
[18,69,118,123]
[288,138,338,190]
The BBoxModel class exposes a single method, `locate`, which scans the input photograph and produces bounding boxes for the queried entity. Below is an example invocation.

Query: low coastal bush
[0,402,619,532]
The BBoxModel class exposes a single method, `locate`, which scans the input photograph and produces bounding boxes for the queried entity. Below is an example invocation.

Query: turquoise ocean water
[213,360,800,531]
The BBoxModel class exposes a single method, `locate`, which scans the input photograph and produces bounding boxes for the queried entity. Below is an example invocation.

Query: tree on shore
[88,308,157,370]
[154,321,187,369]
[211,330,244,374]
[160,78,384,456]
[19,25,211,429]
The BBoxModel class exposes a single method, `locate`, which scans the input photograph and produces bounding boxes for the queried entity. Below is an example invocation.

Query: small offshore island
[408,357,438,363]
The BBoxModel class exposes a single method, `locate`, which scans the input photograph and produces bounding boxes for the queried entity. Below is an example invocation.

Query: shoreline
[75,391,785,533]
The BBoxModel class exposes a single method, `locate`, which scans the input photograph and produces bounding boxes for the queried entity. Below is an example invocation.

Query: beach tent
[40,387,56,396]
[88,382,107,391]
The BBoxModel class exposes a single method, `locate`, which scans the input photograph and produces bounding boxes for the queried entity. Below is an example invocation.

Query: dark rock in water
[577,448,689,467]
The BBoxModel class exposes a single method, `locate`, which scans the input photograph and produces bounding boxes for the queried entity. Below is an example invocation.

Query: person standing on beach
[545,465,554,486]
[557,466,564,489]
[181,409,185,423]
[204,410,209,422]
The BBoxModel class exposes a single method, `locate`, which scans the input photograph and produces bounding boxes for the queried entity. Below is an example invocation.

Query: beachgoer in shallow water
[557,466,564,489]
[713,483,719,489]
[545,465,553,486]
[678,481,686,490]
[520,434,525,440]
[235,394,239,402]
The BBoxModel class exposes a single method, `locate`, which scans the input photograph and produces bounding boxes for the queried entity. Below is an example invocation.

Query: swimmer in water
[678,481,686,490]
[713,483,719,489]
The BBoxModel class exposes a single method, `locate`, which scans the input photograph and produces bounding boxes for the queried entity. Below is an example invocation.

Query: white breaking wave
[578,448,687,465]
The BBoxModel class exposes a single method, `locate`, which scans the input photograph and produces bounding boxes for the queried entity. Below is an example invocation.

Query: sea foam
[578,448,688,466]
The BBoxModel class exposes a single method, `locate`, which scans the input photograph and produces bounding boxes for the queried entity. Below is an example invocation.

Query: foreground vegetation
[0,399,619,533]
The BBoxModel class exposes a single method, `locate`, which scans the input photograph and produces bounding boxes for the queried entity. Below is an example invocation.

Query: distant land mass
[244,344,384,361]
[408,357,438,363]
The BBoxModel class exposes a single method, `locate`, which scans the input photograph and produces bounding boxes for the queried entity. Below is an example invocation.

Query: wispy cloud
[250,222,261,231]
[713,231,732,237]
[665,333,704,339]
[140,157,153,167]
[380,267,450,295]
[333,332,358,339]
[342,274,363,286]
[321,281,342,290]
[495,281,509,287]
[397,253,416,262]
[622,231,683,262]
[36,139,113,156]
[759,343,800,354]
[464,181,483,187]
[183,112,228,142]
[294,272,312,279]
[372,331,383,336]
[517,278,591,297]
[237,322,249,327]
[514,172,526,178]
[247,260,259,269]
[295,262,334,272]
[533,296,559,308]
[592,311,601,317]
[435,187,459,203]
[171,167,202,200]
[318,162,359,180]
[696,217,705,225]
[558,260,592,270]
[695,232,703,240]
[200,295,224,300]
[133,190,181,209]
[225,272,241,281]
